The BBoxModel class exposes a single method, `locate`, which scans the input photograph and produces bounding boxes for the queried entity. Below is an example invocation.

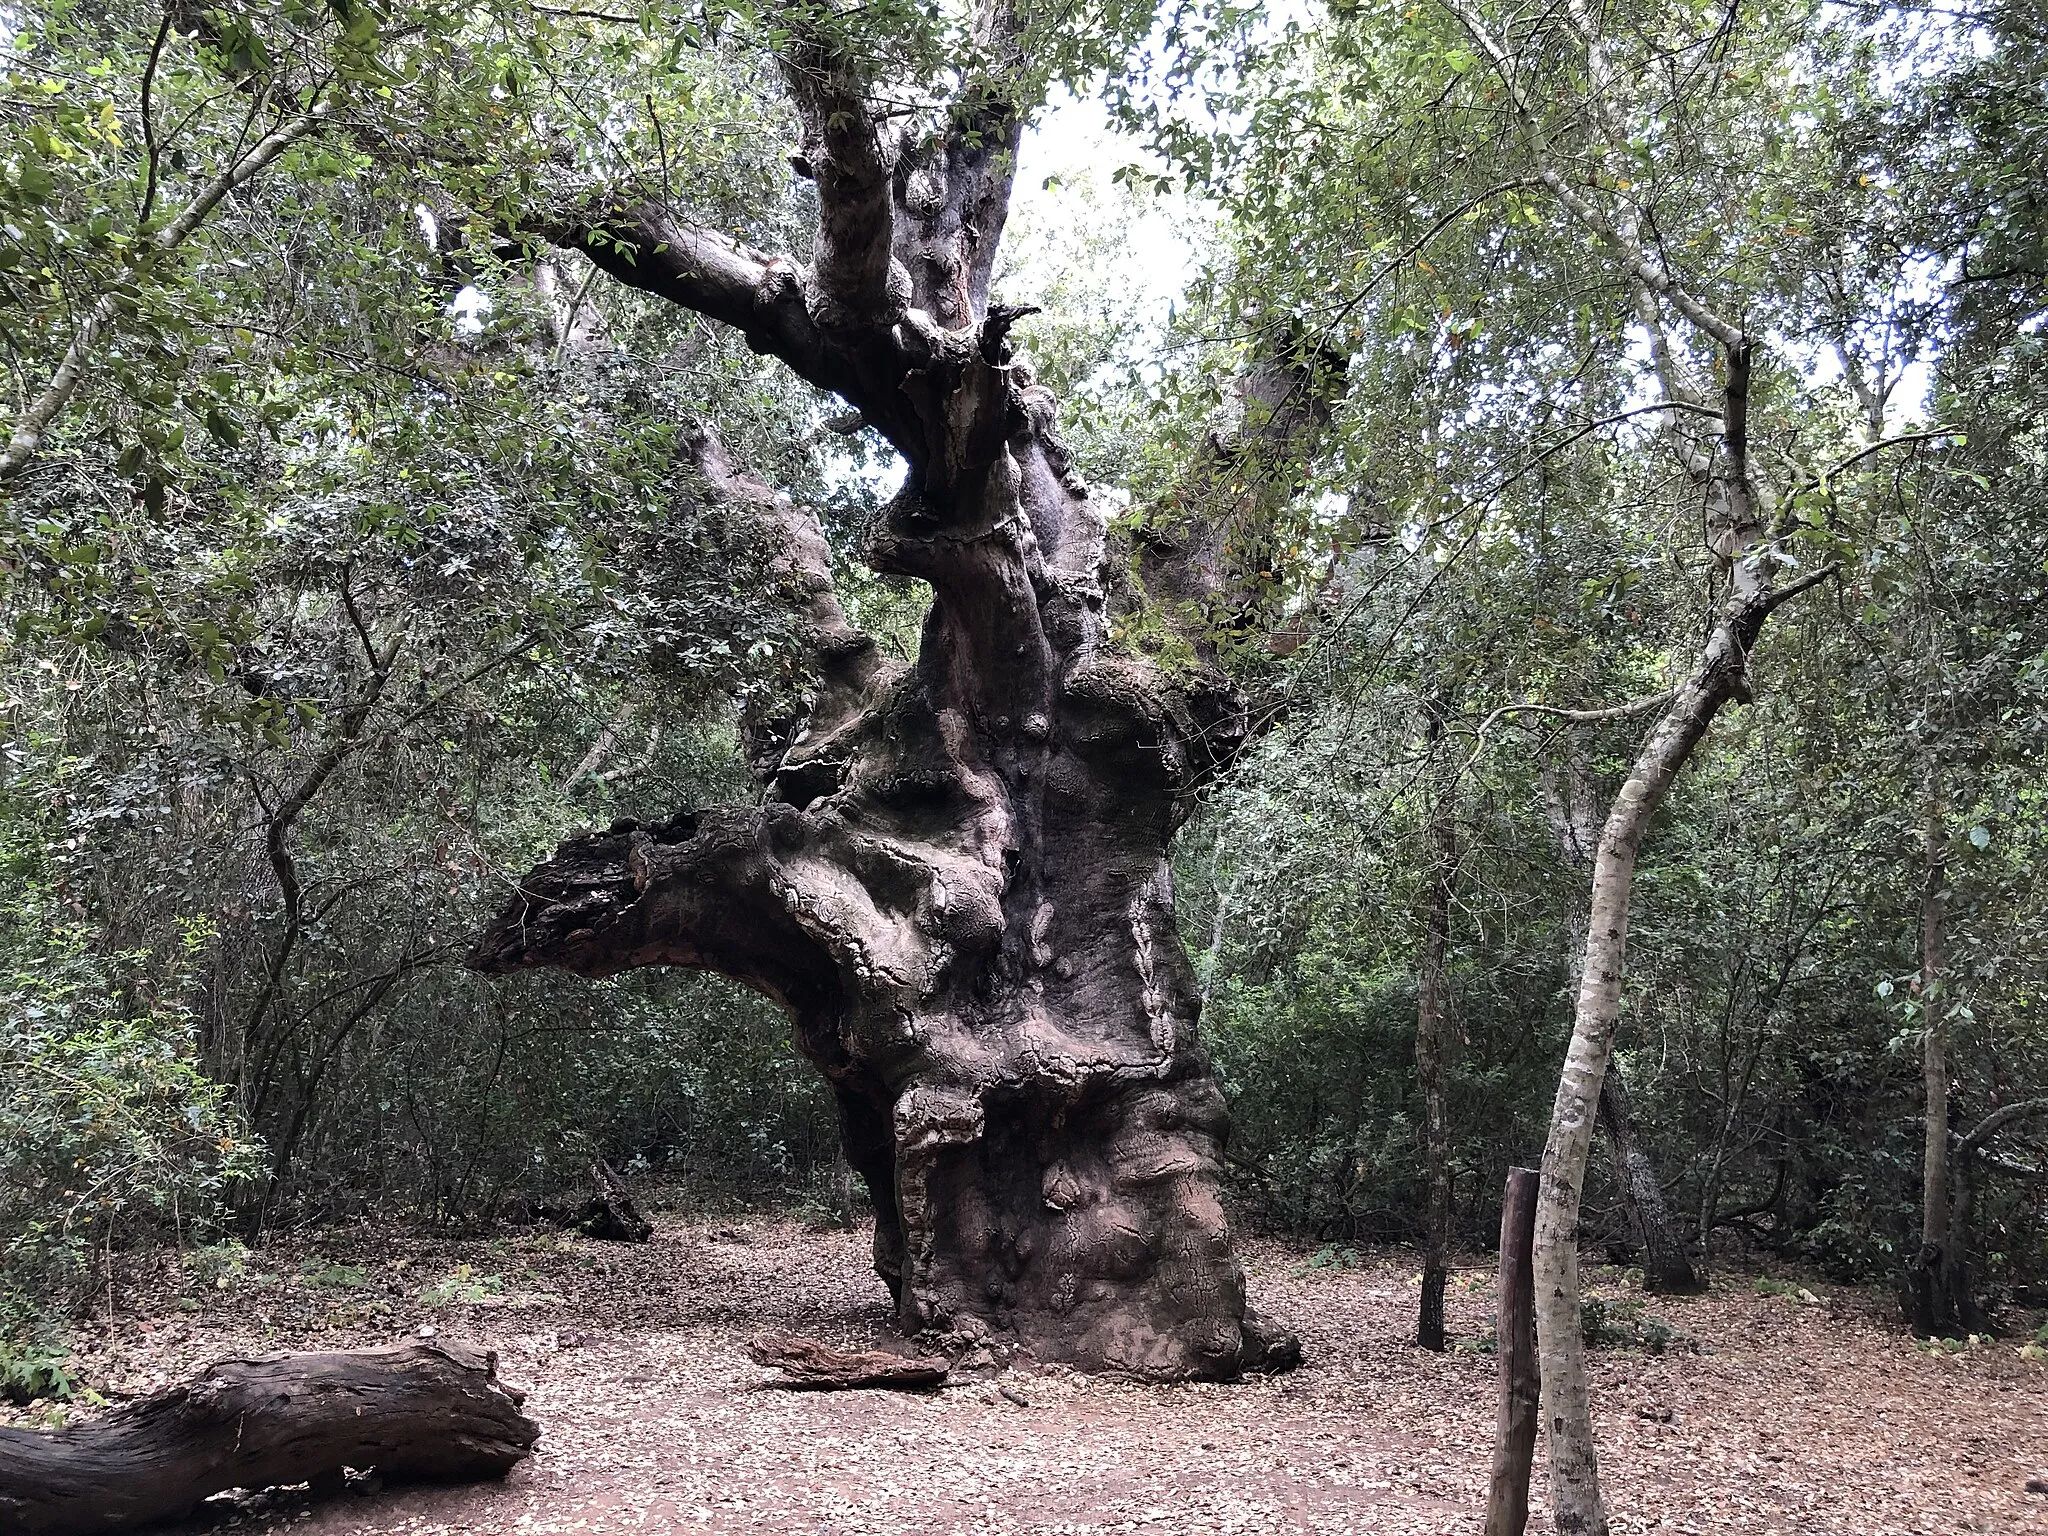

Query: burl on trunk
[467,3,1331,1379]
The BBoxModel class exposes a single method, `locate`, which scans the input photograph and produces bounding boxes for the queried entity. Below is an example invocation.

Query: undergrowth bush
[0,877,258,1320]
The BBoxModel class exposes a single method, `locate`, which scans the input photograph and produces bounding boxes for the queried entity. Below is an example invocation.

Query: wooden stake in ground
[0,1339,537,1536]
[1485,1166,1541,1536]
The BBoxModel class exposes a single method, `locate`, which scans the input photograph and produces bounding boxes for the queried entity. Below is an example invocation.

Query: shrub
[1581,1295,1689,1355]
[0,886,259,1312]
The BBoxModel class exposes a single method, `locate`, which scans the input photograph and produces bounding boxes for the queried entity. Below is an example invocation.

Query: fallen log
[0,1339,538,1536]
[745,1333,949,1390]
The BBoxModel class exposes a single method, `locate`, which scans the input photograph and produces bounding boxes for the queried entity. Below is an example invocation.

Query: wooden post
[1485,1166,1541,1536]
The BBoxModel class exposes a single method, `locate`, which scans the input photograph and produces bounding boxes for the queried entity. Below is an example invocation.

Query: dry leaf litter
[9,1213,2043,1535]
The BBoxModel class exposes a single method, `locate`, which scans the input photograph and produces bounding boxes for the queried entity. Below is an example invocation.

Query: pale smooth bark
[1441,8,1809,1530]
[1528,498,1831,1536]
[1542,744,1700,1295]
[1533,678,1724,1536]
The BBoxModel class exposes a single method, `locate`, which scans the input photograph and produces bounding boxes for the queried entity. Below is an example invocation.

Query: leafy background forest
[3,0,2046,1395]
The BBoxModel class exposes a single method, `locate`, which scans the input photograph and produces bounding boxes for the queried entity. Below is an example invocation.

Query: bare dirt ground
[18,1211,2048,1535]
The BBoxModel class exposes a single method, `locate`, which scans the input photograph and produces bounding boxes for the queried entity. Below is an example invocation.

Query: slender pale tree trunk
[1415,699,1458,1350]
[1532,553,1829,1535]
[1444,3,1868,1526]
[1543,746,1700,1294]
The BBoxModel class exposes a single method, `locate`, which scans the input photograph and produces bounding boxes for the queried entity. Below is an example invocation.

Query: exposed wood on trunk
[1485,1166,1541,1536]
[745,1334,949,1391]
[0,1340,536,1536]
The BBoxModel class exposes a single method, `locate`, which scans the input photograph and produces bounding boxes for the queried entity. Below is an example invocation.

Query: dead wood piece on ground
[536,1158,653,1242]
[745,1333,949,1390]
[0,1339,538,1536]
[574,1157,654,1242]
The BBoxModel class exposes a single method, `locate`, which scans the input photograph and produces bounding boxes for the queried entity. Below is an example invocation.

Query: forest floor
[14,1207,2047,1536]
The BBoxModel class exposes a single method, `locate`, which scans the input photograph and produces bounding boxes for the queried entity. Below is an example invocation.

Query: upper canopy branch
[1136,327,1348,654]
[780,3,908,331]
[544,206,849,394]
[1442,0,1749,354]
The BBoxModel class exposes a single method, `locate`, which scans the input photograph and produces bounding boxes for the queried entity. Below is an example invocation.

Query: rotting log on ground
[0,1339,537,1536]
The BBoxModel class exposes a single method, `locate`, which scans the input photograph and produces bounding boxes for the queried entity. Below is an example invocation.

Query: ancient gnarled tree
[468,4,1330,1380]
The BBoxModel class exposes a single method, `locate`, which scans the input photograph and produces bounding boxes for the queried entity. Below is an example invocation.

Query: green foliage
[301,1261,371,1290]
[1580,1295,1688,1356]
[0,828,258,1308]
[0,1337,73,1406]
[1295,1244,1362,1274]
[418,1264,504,1307]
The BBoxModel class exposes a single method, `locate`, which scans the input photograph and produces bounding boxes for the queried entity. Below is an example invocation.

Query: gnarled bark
[0,1340,535,1536]
[470,5,1331,1380]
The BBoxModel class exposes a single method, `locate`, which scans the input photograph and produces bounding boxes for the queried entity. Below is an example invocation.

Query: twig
[1459,690,1679,781]
[138,10,176,225]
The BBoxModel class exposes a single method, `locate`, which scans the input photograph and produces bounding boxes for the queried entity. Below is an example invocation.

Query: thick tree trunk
[1595,1072,1700,1294]
[474,10,1333,1380]
[1485,1166,1541,1536]
[0,1341,535,1536]
[1415,700,1457,1350]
